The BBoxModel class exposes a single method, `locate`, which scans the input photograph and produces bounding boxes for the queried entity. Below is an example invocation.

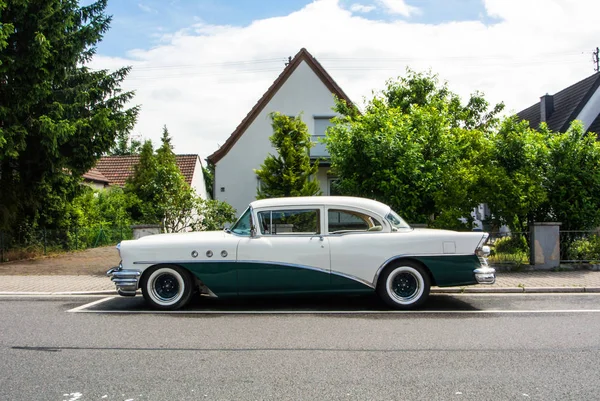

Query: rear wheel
[141,265,194,310]
[377,261,431,309]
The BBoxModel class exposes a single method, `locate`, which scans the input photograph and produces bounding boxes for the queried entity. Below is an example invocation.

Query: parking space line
[66,297,114,312]
[67,308,600,314]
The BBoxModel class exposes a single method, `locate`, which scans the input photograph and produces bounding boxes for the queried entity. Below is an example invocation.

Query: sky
[88,0,600,162]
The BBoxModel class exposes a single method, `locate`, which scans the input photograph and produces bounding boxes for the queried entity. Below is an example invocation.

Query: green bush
[493,235,528,254]
[488,235,529,266]
[565,236,600,262]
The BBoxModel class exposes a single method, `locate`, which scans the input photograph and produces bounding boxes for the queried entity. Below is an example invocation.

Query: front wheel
[377,262,431,309]
[141,265,194,310]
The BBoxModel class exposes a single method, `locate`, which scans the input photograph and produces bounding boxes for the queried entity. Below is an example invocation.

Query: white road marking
[68,308,600,314]
[66,297,114,312]
[0,292,114,297]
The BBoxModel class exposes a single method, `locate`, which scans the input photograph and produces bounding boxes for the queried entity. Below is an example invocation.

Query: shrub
[565,235,600,262]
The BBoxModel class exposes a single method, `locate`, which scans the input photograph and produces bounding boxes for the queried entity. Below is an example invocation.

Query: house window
[328,178,340,196]
[311,116,335,158]
[257,209,320,235]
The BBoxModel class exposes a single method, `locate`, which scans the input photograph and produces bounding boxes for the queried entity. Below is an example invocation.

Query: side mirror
[250,225,257,238]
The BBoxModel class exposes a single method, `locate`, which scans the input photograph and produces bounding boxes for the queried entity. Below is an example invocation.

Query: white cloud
[350,3,376,13]
[91,0,600,162]
[137,2,157,14]
[376,0,419,16]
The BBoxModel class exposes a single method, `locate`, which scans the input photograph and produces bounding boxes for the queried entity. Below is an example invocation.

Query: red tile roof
[82,167,109,184]
[207,48,354,165]
[92,154,199,187]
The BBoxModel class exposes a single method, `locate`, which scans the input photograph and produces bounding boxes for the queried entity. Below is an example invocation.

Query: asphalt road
[1,293,600,401]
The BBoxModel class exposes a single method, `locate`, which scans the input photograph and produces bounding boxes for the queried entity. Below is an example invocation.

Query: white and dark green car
[107,196,495,310]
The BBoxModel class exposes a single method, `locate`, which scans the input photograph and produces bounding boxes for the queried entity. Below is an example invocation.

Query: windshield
[386,210,411,231]
[230,207,253,236]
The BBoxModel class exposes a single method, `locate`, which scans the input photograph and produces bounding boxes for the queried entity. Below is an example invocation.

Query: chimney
[540,93,554,122]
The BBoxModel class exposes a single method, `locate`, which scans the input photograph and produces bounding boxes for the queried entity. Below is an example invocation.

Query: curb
[0,290,117,296]
[432,287,600,294]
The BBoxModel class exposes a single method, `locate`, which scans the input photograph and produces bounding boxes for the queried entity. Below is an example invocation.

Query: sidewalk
[1,270,600,295]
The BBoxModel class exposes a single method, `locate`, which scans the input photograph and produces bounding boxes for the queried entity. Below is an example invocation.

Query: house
[82,167,110,190]
[85,154,208,198]
[517,72,600,135]
[207,48,353,215]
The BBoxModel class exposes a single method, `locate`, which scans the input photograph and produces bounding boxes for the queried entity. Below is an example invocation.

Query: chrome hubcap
[386,266,424,304]
[392,273,418,298]
[153,273,180,301]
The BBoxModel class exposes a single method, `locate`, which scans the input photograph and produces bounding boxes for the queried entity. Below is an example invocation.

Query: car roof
[249,196,392,216]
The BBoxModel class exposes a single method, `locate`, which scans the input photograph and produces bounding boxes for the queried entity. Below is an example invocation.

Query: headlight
[116,242,121,258]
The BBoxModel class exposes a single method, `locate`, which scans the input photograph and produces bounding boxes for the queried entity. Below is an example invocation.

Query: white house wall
[316,166,330,195]
[190,157,208,199]
[215,60,339,216]
[576,86,600,132]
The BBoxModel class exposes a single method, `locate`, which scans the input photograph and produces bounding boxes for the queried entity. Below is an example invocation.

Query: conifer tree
[0,0,139,231]
[255,113,321,199]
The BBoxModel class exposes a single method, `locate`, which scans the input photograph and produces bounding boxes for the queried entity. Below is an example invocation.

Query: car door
[326,207,390,289]
[236,206,331,295]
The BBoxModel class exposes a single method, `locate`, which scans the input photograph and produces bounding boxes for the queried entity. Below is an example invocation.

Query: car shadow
[81,293,480,313]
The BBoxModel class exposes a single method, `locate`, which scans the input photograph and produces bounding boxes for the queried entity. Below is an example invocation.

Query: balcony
[310,135,329,158]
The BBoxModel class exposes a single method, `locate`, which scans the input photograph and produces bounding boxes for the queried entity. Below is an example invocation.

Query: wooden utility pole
[593,47,599,72]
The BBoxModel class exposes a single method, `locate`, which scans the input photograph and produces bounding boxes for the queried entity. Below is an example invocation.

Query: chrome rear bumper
[106,265,141,296]
[473,266,496,284]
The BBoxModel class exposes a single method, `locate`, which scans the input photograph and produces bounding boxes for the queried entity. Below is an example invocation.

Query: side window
[231,207,253,236]
[257,209,320,235]
[328,209,383,233]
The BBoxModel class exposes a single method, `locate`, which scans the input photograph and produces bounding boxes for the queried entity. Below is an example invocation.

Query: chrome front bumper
[106,265,141,296]
[473,266,496,284]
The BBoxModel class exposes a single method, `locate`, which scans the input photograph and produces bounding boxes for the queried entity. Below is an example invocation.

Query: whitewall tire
[377,262,431,309]
[141,265,194,310]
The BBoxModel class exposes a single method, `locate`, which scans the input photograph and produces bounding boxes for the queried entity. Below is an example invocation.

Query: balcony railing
[310,136,329,158]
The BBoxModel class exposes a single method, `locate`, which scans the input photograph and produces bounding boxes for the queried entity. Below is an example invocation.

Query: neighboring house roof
[92,154,200,187]
[587,113,600,134]
[207,48,354,165]
[82,167,109,184]
[517,73,600,132]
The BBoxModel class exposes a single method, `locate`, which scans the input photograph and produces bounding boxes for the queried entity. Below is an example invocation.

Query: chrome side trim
[106,267,141,296]
[330,270,375,289]
[130,260,373,289]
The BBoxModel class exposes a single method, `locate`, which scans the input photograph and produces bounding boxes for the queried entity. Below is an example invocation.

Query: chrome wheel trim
[147,267,185,306]
[385,266,425,305]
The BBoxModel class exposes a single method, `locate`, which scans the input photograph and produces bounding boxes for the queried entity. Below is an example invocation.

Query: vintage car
[107,196,494,310]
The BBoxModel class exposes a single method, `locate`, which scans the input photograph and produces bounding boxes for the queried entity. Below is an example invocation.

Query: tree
[124,140,159,223]
[484,118,549,232]
[110,131,141,155]
[154,125,198,231]
[543,121,600,231]
[255,112,321,199]
[0,0,139,232]
[325,70,503,228]
[125,127,237,232]
[484,119,600,233]
[202,159,214,199]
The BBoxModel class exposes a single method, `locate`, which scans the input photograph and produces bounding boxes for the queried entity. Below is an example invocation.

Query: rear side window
[257,209,320,235]
[328,209,383,233]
